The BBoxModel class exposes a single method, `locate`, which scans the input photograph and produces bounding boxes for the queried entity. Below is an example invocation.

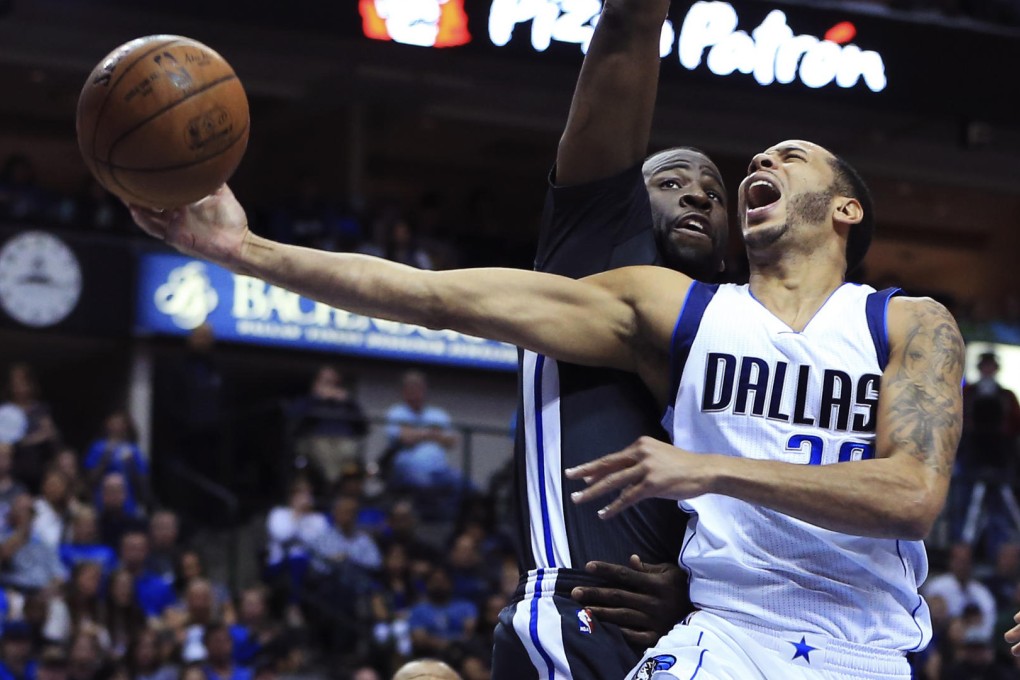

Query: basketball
[76,35,249,210]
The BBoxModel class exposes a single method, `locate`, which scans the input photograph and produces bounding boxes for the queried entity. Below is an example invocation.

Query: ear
[833,197,863,228]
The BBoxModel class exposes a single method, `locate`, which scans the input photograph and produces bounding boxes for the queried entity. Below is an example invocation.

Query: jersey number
[786,434,874,465]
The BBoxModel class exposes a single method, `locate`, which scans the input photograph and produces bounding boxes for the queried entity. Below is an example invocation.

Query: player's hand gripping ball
[76,35,249,210]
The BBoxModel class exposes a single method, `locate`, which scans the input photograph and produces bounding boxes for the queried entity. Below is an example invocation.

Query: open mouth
[744,176,782,223]
[673,213,710,236]
[746,179,781,210]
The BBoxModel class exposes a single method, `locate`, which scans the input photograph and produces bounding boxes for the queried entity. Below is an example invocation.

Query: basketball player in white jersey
[128,137,963,679]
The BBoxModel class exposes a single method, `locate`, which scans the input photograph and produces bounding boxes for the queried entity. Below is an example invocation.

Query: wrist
[701,454,732,496]
[235,230,263,274]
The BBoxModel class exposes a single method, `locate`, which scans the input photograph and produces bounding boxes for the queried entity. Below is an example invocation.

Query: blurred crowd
[2,332,1020,680]
[0,354,522,680]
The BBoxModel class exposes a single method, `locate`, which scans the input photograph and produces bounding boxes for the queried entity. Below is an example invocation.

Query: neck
[747,248,846,332]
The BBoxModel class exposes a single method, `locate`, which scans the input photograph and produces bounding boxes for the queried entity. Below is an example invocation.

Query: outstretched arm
[556,0,670,185]
[569,297,964,540]
[128,187,673,373]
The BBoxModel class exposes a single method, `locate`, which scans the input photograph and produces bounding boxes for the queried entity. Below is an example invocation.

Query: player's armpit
[877,297,964,523]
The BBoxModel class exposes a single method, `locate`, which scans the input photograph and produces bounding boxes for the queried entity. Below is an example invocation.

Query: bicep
[875,298,965,480]
[429,267,640,372]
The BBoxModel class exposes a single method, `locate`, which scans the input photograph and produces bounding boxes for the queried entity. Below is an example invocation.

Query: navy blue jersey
[513,165,688,576]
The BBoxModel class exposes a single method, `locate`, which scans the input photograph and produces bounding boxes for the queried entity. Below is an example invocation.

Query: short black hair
[828,154,874,274]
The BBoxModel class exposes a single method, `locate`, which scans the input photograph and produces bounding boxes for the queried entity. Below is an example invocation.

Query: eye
[707,191,724,204]
[659,178,681,190]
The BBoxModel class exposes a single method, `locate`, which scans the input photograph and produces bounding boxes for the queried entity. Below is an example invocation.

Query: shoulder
[886,296,964,357]
[887,296,960,335]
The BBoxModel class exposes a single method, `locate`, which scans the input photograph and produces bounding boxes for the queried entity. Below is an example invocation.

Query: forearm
[557,0,671,184]
[232,234,636,369]
[238,234,442,329]
[710,456,943,540]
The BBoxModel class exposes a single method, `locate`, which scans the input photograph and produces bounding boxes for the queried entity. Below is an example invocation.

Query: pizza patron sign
[486,0,887,92]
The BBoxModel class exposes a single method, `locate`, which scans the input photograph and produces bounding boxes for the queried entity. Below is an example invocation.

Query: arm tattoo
[884,301,964,477]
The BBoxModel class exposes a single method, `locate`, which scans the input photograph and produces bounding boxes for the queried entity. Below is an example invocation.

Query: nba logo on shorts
[577,608,594,634]
[632,654,677,680]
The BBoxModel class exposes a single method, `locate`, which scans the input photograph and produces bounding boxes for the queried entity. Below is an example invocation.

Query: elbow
[895,490,945,541]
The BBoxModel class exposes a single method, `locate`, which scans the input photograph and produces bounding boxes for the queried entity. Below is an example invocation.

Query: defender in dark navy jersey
[491,0,729,678]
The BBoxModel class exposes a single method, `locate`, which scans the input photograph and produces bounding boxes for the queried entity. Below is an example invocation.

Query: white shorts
[626,611,912,680]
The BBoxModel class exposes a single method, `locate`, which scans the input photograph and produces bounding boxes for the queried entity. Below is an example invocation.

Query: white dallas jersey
[662,282,931,653]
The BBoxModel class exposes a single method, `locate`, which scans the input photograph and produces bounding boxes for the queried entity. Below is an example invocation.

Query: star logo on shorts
[790,636,817,663]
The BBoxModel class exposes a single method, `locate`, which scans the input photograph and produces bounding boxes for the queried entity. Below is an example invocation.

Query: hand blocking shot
[125,135,966,680]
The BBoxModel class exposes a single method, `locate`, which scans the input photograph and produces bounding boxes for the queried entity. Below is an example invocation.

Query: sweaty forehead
[764,139,832,161]
[643,150,723,183]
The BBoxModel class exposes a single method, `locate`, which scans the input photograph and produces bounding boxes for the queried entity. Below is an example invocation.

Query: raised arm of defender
[556,0,671,184]
[129,186,688,391]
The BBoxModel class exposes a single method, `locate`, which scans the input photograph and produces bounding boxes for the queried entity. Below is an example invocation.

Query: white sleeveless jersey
[662,282,932,653]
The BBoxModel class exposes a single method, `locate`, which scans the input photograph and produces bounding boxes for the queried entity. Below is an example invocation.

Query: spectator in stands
[126,630,176,680]
[263,476,327,619]
[229,587,279,667]
[117,532,175,618]
[391,658,460,680]
[98,475,145,550]
[53,448,90,506]
[360,215,433,270]
[924,542,998,642]
[310,494,382,576]
[101,568,148,661]
[0,620,37,680]
[66,561,105,640]
[3,363,60,494]
[286,366,368,493]
[84,412,149,517]
[0,493,67,592]
[955,350,1020,558]
[203,623,252,680]
[145,511,181,583]
[66,630,104,680]
[384,371,466,497]
[983,542,1020,609]
[36,647,69,680]
[155,324,229,517]
[60,506,117,576]
[377,499,439,585]
[407,564,477,658]
[33,470,74,549]
[368,541,415,664]
[940,625,1015,679]
[444,534,487,606]
[171,551,234,625]
[0,154,49,224]
[177,664,206,680]
[0,443,26,532]
[165,578,221,664]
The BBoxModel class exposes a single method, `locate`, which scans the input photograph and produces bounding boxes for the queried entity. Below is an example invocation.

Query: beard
[655,227,719,281]
[745,188,834,260]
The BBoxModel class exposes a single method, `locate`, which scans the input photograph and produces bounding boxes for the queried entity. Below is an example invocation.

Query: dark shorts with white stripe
[491,591,644,680]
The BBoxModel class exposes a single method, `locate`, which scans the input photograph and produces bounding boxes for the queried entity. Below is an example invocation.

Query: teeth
[751,180,775,190]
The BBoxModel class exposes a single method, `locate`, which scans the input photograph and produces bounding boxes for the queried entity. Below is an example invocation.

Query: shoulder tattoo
[884,300,964,477]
